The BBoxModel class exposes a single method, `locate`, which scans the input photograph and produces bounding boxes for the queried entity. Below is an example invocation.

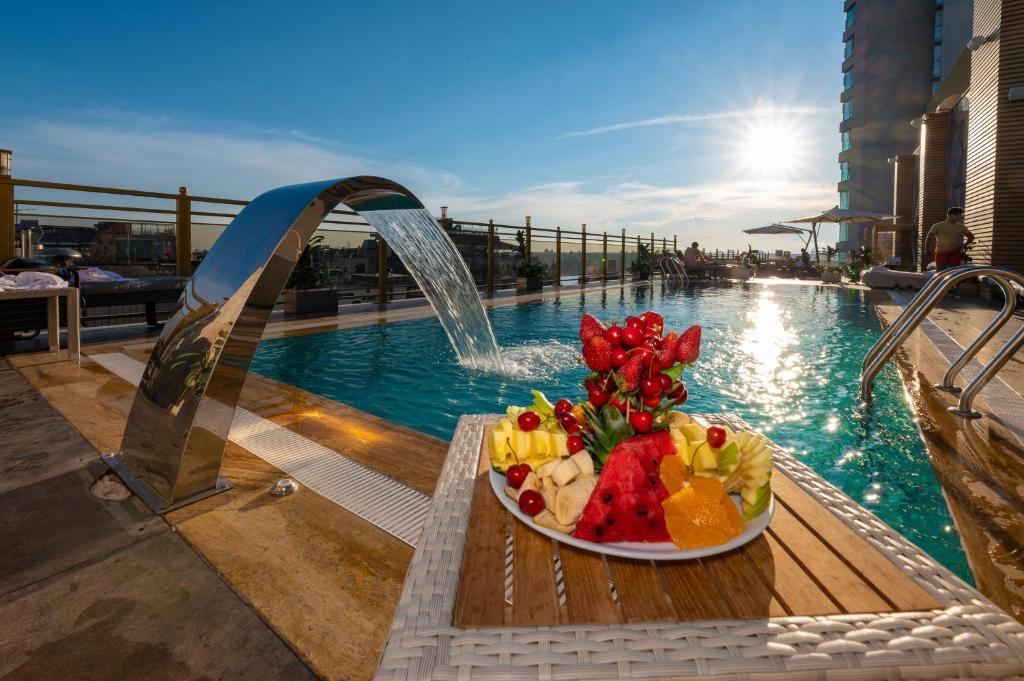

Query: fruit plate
[489,468,774,561]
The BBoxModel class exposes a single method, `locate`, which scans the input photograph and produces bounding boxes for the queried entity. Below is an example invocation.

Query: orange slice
[658,454,690,494]
[662,477,744,549]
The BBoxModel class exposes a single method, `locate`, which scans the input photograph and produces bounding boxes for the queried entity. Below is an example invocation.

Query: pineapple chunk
[496,417,514,432]
[530,430,551,457]
[551,433,570,457]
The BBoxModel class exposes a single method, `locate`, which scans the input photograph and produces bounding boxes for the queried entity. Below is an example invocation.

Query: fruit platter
[488,311,774,560]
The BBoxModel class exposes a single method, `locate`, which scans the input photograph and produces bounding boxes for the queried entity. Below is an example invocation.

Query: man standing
[926,207,974,270]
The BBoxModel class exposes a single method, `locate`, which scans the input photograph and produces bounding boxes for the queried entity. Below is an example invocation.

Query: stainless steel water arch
[860,265,1024,419]
[104,177,425,512]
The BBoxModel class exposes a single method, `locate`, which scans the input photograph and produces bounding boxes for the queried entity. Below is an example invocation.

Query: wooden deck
[456,438,939,627]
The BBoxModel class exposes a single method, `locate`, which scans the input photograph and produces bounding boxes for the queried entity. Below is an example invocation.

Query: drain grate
[90,352,430,547]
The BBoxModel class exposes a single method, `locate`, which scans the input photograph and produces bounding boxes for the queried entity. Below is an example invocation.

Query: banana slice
[533,509,575,534]
[552,458,582,487]
[554,476,596,526]
[570,451,594,477]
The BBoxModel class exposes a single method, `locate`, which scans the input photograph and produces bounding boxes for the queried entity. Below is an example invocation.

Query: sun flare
[738,116,807,179]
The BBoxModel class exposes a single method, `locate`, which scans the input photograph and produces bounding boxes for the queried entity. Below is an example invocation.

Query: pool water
[252,281,971,582]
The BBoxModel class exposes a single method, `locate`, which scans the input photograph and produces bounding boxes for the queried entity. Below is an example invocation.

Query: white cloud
[560,104,832,138]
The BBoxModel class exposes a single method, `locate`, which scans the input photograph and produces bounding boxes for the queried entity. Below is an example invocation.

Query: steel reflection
[104,177,424,512]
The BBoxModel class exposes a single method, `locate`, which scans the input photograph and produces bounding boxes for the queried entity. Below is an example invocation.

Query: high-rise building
[837,0,969,252]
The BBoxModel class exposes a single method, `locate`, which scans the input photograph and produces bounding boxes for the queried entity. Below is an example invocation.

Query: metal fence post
[175,186,192,276]
[525,216,532,263]
[555,226,562,286]
[602,232,608,282]
[673,235,677,252]
[0,149,13,261]
[580,224,587,284]
[377,236,388,306]
[487,219,495,295]
[621,228,626,281]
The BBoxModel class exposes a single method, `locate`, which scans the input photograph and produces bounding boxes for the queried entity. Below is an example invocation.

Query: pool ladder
[861,265,1024,419]
[659,255,689,285]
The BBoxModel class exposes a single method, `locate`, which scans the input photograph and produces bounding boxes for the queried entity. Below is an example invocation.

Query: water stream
[361,208,505,371]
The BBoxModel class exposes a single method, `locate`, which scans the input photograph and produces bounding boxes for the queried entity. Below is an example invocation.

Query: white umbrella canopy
[787,207,899,224]
[743,223,811,235]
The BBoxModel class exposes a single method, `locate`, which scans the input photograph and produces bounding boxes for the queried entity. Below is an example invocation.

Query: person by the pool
[926,207,973,271]
[682,242,705,267]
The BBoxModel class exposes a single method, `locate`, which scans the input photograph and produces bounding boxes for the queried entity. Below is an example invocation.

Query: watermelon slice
[574,431,676,543]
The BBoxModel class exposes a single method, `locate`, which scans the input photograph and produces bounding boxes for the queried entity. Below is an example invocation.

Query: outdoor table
[0,287,80,360]
[376,414,1024,679]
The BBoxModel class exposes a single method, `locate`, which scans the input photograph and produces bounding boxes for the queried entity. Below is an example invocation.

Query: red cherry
[518,411,541,431]
[567,435,586,453]
[559,415,582,434]
[643,394,662,407]
[611,348,629,368]
[604,326,623,346]
[647,358,662,376]
[554,399,573,417]
[659,374,674,392]
[584,378,596,392]
[669,384,688,405]
[632,347,653,363]
[588,386,610,407]
[621,327,643,347]
[640,377,661,398]
[507,463,531,489]
[707,426,727,449]
[629,410,653,433]
[625,316,645,330]
[518,489,546,516]
[610,393,628,413]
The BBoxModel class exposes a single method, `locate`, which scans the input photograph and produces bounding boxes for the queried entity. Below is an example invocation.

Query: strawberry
[677,325,702,364]
[639,311,664,335]
[579,313,606,343]
[582,336,613,373]
[618,354,645,391]
[657,331,679,367]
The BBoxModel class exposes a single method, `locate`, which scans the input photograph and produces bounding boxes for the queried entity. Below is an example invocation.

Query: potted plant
[820,246,842,283]
[283,236,336,314]
[514,230,545,293]
[844,245,872,283]
[631,242,653,281]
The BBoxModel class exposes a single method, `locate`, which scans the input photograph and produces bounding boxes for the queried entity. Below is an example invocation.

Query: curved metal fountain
[105,176,498,511]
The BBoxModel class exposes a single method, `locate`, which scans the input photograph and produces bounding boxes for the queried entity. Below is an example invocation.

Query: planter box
[820,271,842,284]
[283,288,337,315]
[516,276,542,293]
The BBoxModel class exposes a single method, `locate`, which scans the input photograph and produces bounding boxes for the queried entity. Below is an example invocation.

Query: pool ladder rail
[659,255,689,285]
[860,265,1024,419]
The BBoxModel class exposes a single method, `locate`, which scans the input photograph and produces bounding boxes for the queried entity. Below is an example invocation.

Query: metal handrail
[860,265,1024,419]
[659,255,689,284]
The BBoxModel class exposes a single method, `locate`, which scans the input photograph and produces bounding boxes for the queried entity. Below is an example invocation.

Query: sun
[737,116,807,179]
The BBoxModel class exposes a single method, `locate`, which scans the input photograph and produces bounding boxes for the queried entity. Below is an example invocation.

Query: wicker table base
[376,414,1024,680]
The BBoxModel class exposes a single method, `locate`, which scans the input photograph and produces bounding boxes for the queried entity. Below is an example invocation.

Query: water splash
[361,208,504,371]
[495,341,578,380]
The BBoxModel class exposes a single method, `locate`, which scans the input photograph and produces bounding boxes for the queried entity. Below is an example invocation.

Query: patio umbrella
[785,207,899,264]
[742,223,813,249]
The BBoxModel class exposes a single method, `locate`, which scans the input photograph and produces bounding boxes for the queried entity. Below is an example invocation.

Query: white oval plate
[489,468,774,561]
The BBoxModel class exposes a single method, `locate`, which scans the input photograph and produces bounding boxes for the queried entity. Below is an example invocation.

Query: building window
[839,223,849,242]
[933,45,942,78]
[934,10,943,42]
[932,79,941,94]
[839,191,850,210]
[843,69,853,91]
[841,130,851,151]
[840,162,851,181]
[842,100,853,121]
[845,4,856,29]
[844,37,854,60]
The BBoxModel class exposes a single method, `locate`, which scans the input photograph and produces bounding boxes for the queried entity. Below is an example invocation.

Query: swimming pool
[251,281,971,582]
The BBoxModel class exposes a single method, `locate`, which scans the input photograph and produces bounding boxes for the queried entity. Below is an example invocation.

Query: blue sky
[5,1,845,250]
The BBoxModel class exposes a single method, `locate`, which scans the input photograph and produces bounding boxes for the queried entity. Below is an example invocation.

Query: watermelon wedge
[574,431,676,543]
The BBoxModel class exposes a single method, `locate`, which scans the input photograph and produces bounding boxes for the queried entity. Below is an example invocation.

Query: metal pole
[602,232,608,282]
[377,236,388,306]
[486,219,495,295]
[525,216,532,262]
[673,235,677,252]
[0,149,13,262]
[621,229,626,281]
[555,226,562,286]
[175,187,192,276]
[580,224,587,284]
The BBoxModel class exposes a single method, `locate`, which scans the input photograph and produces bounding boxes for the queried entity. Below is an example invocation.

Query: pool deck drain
[91,352,430,547]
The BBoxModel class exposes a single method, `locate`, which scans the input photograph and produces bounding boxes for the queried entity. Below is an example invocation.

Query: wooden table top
[455,428,940,627]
